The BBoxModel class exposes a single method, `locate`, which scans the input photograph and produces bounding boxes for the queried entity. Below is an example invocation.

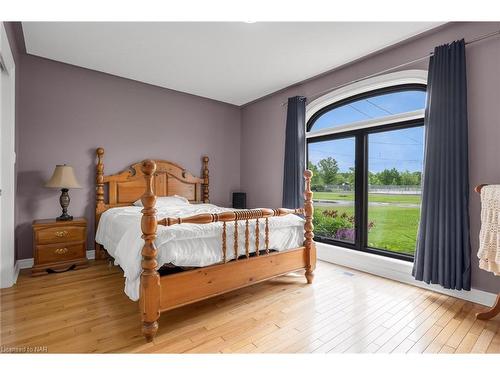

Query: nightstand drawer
[35,226,86,245]
[36,242,86,264]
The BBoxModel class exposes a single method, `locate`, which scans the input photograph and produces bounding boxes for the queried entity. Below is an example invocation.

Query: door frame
[0,22,16,288]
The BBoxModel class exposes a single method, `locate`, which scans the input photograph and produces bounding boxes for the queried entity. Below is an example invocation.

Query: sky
[308,90,425,173]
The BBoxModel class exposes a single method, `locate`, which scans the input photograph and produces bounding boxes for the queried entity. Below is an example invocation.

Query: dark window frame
[306,84,426,262]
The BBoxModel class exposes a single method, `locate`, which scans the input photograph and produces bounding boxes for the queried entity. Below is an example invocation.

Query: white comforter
[95,204,305,301]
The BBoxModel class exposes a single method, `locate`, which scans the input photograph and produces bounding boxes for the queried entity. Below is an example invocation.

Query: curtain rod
[281,29,500,107]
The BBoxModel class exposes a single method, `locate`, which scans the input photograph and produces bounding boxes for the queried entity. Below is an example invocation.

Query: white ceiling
[22,22,443,106]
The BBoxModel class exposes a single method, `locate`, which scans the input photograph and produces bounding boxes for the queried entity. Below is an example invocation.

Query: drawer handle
[54,248,69,255]
[55,230,69,238]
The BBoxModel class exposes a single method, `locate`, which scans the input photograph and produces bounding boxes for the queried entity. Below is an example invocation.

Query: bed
[94,148,316,342]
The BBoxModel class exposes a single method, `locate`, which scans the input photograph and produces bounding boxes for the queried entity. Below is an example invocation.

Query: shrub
[313,209,375,242]
[313,209,353,239]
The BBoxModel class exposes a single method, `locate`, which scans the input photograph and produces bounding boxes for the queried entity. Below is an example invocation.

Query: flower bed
[313,209,374,242]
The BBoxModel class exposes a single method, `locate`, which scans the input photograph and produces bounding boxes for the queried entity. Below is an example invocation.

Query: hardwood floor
[1,260,499,353]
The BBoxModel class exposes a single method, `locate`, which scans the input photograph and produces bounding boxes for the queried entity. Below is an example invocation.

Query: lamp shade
[45,165,82,189]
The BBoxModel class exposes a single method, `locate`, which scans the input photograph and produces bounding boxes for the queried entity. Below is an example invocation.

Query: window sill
[316,242,497,307]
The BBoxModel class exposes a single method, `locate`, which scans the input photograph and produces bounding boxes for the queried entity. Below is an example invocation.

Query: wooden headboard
[95,147,209,223]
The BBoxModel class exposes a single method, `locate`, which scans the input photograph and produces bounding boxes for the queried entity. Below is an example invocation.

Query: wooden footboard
[139,160,315,342]
[159,246,315,311]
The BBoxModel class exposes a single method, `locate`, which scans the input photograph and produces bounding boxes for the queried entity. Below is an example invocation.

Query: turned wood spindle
[255,218,260,256]
[303,169,316,284]
[202,156,210,203]
[265,217,270,254]
[222,221,227,263]
[96,147,105,209]
[245,219,250,258]
[140,159,160,342]
[95,147,106,260]
[234,220,239,261]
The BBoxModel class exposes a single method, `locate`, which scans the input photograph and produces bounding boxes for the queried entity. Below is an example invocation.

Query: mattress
[95,203,305,301]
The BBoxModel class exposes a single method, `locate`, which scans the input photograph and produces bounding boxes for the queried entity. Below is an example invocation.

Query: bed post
[202,156,209,203]
[95,147,106,260]
[140,160,161,342]
[304,170,316,284]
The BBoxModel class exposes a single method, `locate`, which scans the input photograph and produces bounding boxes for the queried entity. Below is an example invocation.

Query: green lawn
[316,204,420,256]
[313,191,421,205]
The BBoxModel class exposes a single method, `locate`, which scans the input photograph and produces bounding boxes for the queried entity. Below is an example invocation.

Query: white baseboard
[317,242,497,307]
[13,250,96,284]
[13,261,20,285]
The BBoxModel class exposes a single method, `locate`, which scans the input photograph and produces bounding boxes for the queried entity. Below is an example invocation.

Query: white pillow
[133,195,190,207]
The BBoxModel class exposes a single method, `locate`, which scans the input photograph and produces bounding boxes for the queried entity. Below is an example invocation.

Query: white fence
[369,185,421,195]
[316,185,421,195]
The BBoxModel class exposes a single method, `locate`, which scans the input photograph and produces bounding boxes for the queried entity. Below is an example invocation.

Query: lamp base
[57,188,73,221]
[56,214,73,221]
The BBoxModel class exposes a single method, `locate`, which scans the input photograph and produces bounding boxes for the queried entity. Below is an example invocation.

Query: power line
[365,98,393,115]
[370,141,423,146]
[347,103,373,119]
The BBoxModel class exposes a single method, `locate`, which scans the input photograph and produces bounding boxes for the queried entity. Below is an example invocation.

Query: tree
[368,171,380,185]
[307,161,322,185]
[318,157,339,185]
[346,167,355,185]
[377,168,401,185]
[400,170,421,185]
[336,167,355,186]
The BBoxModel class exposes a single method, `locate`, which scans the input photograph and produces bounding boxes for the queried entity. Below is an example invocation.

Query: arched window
[306,70,427,261]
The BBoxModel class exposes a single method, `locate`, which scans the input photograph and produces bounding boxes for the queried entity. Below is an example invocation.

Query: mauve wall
[240,22,500,294]
[15,54,241,260]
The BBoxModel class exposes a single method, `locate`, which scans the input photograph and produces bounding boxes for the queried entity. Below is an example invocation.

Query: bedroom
[1,0,500,370]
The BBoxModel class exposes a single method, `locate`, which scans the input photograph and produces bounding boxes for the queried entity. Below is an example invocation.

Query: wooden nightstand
[31,217,89,276]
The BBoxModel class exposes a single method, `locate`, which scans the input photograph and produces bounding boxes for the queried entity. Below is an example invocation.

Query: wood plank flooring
[1,260,498,353]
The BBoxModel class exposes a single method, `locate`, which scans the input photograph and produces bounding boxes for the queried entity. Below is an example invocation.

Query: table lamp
[45,164,82,221]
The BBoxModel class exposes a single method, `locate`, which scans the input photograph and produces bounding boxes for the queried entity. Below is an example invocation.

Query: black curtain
[412,40,471,290]
[282,96,307,208]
